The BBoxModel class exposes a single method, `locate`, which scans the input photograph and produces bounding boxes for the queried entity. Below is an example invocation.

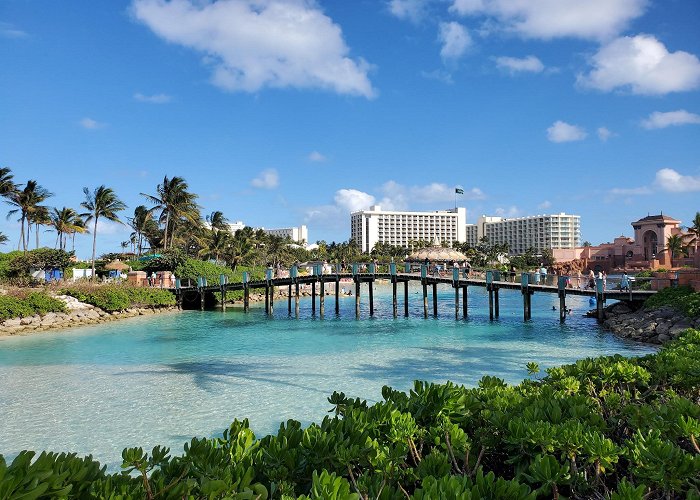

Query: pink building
[553,214,698,272]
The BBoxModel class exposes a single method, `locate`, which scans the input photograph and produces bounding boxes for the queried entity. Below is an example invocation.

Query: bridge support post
[454,286,459,320]
[221,286,226,311]
[335,276,340,315]
[392,278,397,318]
[520,273,531,321]
[462,286,468,318]
[494,287,500,318]
[312,281,316,316]
[320,278,325,318]
[558,276,567,323]
[355,278,361,319]
[244,285,249,312]
[369,280,374,317]
[295,282,300,318]
[265,284,270,315]
[422,281,428,318]
[288,284,292,314]
[432,282,438,317]
[404,280,409,317]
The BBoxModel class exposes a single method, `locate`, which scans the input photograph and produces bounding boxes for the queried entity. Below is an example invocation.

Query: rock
[3,318,22,327]
[20,317,34,325]
[657,334,671,342]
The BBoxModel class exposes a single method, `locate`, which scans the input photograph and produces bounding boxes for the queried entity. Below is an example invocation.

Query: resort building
[262,225,308,244]
[350,205,467,253]
[553,213,699,271]
[468,213,581,254]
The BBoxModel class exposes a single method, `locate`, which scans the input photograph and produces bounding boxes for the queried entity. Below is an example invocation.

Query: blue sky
[1,0,699,259]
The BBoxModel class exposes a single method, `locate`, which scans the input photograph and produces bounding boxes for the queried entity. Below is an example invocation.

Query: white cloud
[609,186,652,195]
[438,22,471,61]
[495,55,544,74]
[597,126,614,141]
[421,69,454,84]
[96,219,128,235]
[308,151,327,162]
[654,168,700,192]
[495,205,520,217]
[0,22,28,38]
[538,200,551,210]
[641,110,700,129]
[251,168,279,189]
[388,0,429,23]
[334,189,375,212]
[578,35,700,95]
[450,0,647,41]
[134,92,172,103]
[79,117,106,130]
[547,121,587,143]
[132,0,375,98]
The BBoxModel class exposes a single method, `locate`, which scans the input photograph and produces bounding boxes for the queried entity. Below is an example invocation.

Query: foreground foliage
[2,330,699,499]
[61,284,176,312]
[644,285,700,318]
[0,291,67,320]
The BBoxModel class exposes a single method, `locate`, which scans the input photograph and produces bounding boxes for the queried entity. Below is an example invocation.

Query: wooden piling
[462,286,468,318]
[404,280,409,317]
[295,282,300,318]
[560,295,566,323]
[312,281,316,316]
[221,287,226,311]
[454,286,459,319]
[320,278,325,318]
[264,284,270,315]
[369,280,374,316]
[269,285,274,314]
[392,278,398,318]
[422,281,428,318]
[335,276,340,315]
[288,284,292,314]
[244,285,250,313]
[488,285,494,320]
[494,287,500,318]
[355,279,361,319]
[200,290,205,311]
[432,282,438,317]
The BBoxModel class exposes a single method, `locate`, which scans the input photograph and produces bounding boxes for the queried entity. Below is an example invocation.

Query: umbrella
[105,259,130,271]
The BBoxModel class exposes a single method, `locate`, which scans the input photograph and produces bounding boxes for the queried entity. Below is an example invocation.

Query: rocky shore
[602,301,700,345]
[0,294,180,337]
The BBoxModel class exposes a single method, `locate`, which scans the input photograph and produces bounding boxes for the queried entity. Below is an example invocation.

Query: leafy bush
[2,330,700,498]
[6,248,74,277]
[644,285,700,318]
[62,284,175,312]
[0,291,67,320]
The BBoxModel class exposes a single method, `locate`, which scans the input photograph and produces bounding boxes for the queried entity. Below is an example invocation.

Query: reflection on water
[0,283,654,468]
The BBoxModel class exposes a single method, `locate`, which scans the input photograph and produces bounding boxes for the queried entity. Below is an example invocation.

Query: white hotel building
[350,206,580,254]
[351,206,467,253]
[471,213,580,254]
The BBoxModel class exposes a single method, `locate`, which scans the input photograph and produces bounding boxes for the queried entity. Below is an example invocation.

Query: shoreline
[601,301,700,345]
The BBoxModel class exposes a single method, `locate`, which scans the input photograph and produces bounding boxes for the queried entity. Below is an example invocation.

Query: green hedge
[0,292,67,321]
[645,285,700,318]
[62,285,176,312]
[1,330,699,498]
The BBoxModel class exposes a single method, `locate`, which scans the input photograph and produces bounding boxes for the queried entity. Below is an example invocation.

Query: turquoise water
[0,283,654,468]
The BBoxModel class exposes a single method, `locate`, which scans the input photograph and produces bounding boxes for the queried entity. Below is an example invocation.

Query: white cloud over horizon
[250,168,279,189]
[449,0,647,41]
[578,35,700,95]
[308,151,327,162]
[641,110,700,129]
[79,117,106,130]
[547,121,587,142]
[388,0,429,23]
[654,168,700,192]
[438,21,471,61]
[0,22,28,38]
[134,92,172,103]
[495,55,544,74]
[597,126,614,141]
[131,0,375,98]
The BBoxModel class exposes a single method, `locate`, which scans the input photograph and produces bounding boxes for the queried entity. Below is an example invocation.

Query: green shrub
[0,291,67,320]
[644,286,700,318]
[61,285,175,312]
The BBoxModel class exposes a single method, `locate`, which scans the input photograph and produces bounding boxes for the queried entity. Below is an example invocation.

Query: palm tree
[666,234,685,267]
[5,180,52,251]
[206,210,229,231]
[128,205,157,257]
[50,207,84,251]
[141,176,199,251]
[29,205,51,249]
[0,232,8,245]
[689,211,700,258]
[81,185,127,279]
[0,167,15,196]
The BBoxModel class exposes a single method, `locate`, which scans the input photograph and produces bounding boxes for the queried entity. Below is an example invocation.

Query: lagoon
[0,283,654,468]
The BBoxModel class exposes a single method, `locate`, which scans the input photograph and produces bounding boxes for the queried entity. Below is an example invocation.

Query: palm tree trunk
[163,212,170,251]
[35,222,40,249]
[19,215,26,251]
[91,216,99,280]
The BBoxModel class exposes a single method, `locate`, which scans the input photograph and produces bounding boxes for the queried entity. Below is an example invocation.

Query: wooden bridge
[174,263,656,323]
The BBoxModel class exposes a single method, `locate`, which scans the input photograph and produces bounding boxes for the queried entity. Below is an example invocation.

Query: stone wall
[602,301,700,344]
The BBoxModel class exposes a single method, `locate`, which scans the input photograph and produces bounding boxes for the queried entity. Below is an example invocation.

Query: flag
[455,188,464,195]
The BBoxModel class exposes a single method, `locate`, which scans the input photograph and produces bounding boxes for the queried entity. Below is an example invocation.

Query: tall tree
[81,185,127,279]
[666,234,685,266]
[29,205,51,249]
[5,180,52,251]
[141,176,199,251]
[0,232,8,245]
[206,210,229,231]
[0,167,15,196]
[50,207,84,251]
[689,211,700,257]
[128,205,157,257]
